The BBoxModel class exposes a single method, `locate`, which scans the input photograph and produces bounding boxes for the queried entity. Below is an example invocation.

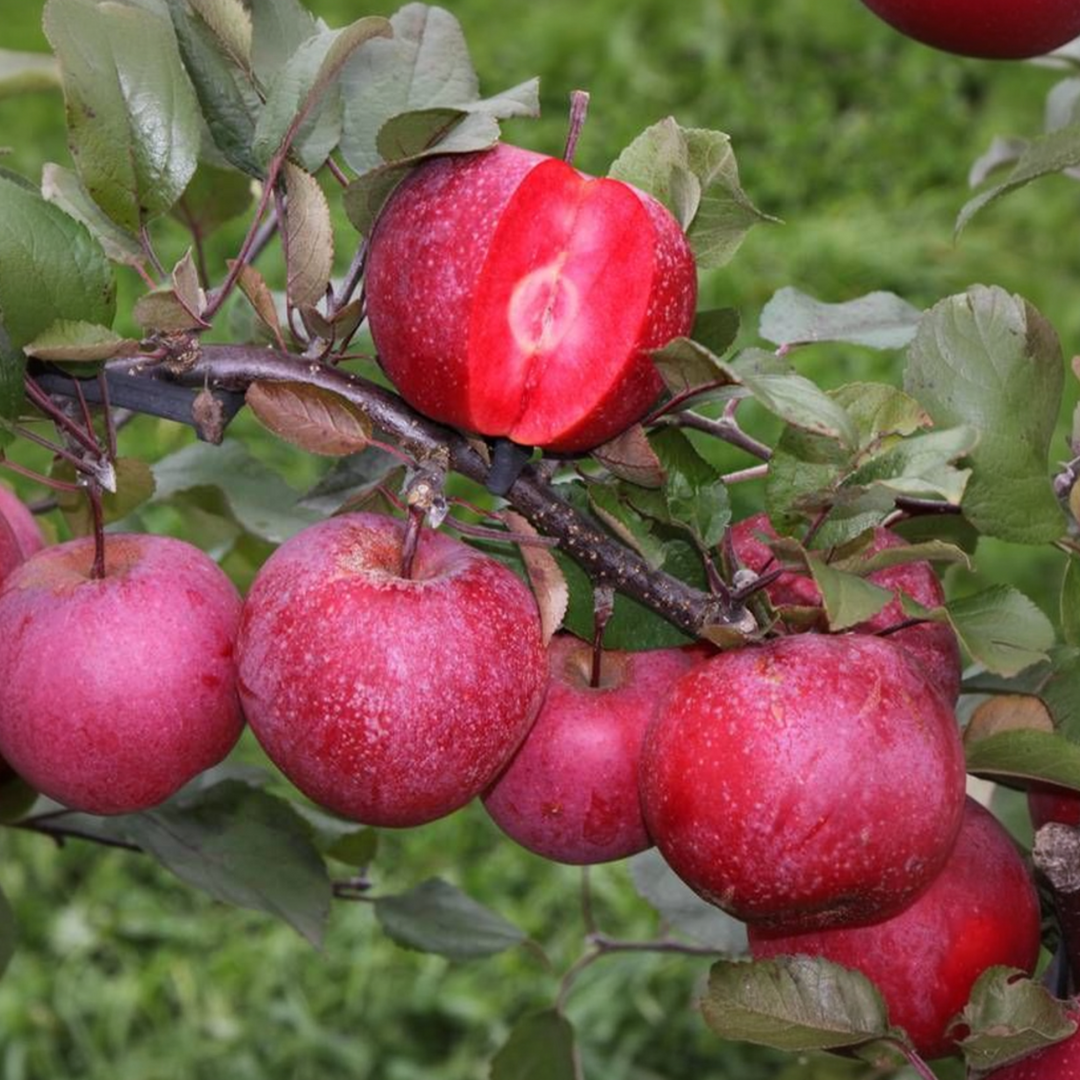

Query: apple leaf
[0,49,60,98]
[502,510,568,645]
[230,262,285,347]
[693,307,741,356]
[40,163,144,267]
[171,162,255,239]
[0,884,15,979]
[281,163,333,310]
[490,1010,581,1080]
[588,483,668,568]
[591,425,666,488]
[246,381,372,457]
[43,0,201,232]
[149,438,321,543]
[23,320,137,364]
[701,956,895,1052]
[648,428,731,548]
[650,336,739,398]
[53,456,156,535]
[133,287,206,334]
[964,729,1080,793]
[957,120,1080,235]
[253,17,393,170]
[759,287,922,351]
[187,0,253,74]
[628,848,748,953]
[608,118,773,268]
[0,173,116,443]
[374,877,526,960]
[904,285,1066,544]
[954,967,1078,1072]
[806,554,893,632]
[249,0,318,80]
[299,445,403,516]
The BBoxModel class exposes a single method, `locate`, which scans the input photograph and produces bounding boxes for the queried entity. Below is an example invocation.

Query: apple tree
[2,0,1080,1076]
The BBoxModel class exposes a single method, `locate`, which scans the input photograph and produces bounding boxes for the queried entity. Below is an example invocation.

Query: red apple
[1027,782,1080,830]
[858,0,1080,59]
[0,483,45,559]
[750,798,1044,1060]
[729,513,962,703]
[0,513,22,586]
[236,511,548,828]
[983,1006,1080,1078]
[0,533,244,815]
[482,634,698,864]
[364,143,697,453]
[639,633,967,932]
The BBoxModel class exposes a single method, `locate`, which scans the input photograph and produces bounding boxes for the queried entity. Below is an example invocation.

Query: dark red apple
[750,798,1044,1060]
[983,1006,1080,1078]
[1027,782,1080,830]
[0,483,45,558]
[482,634,699,864]
[236,511,548,828]
[858,0,1080,59]
[364,143,697,453]
[0,533,244,814]
[639,633,967,932]
[729,513,962,703]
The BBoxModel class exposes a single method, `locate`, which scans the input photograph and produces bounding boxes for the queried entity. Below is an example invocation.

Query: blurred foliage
[0,0,1075,1076]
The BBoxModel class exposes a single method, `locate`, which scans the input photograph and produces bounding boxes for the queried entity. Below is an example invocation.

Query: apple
[858,0,1080,59]
[236,511,548,828]
[639,632,967,932]
[0,482,45,558]
[750,798,1044,1060]
[0,513,22,587]
[0,533,244,815]
[482,634,699,864]
[1027,782,1080,830]
[982,1006,1080,1078]
[364,142,697,453]
[729,513,962,703]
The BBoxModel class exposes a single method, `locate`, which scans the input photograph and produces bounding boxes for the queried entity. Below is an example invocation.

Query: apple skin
[859,0,1080,59]
[0,534,244,815]
[729,513,962,704]
[1027,782,1080,830]
[0,483,45,559]
[364,143,697,453]
[236,512,548,828]
[750,798,1044,1060]
[482,635,699,864]
[0,514,22,588]
[983,1006,1080,1078]
[639,633,967,933]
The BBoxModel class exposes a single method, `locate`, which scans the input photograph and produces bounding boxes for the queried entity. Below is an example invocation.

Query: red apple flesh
[859,0,1080,59]
[0,483,45,559]
[983,1006,1080,1078]
[0,534,244,814]
[750,798,1044,1060]
[729,513,962,703]
[483,635,699,864]
[236,512,548,828]
[364,143,697,453]
[639,633,967,932]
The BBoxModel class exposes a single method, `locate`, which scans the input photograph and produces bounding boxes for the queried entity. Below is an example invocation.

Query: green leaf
[172,162,254,238]
[41,163,144,267]
[806,553,893,631]
[904,285,1066,544]
[133,287,206,333]
[374,877,526,960]
[1062,557,1080,648]
[650,336,738,397]
[759,287,922,350]
[652,427,731,547]
[965,729,1080,793]
[44,0,201,231]
[125,780,331,947]
[939,586,1056,677]
[339,4,537,175]
[957,120,1080,235]
[24,319,136,363]
[588,483,667,568]
[249,0,317,81]
[628,848,747,953]
[149,438,321,543]
[702,956,894,1052]
[282,162,333,309]
[253,17,393,170]
[608,117,773,268]
[342,160,411,237]
[693,307,741,356]
[188,0,252,73]
[0,174,116,442]
[54,456,156,535]
[490,1011,580,1080]
[0,49,60,98]
[955,967,1079,1072]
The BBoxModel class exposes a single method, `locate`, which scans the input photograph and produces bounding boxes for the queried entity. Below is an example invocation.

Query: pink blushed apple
[640,633,967,932]
[364,143,697,453]
[235,512,548,828]
[483,635,699,865]
[750,798,1044,1060]
[0,534,244,815]
[0,483,45,559]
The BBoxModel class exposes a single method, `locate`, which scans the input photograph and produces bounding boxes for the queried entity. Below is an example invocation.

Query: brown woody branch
[34,346,755,640]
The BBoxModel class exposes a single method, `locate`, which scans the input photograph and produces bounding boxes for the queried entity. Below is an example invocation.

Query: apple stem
[889,1040,938,1080]
[590,584,615,688]
[563,90,591,165]
[88,484,107,580]
[400,504,424,580]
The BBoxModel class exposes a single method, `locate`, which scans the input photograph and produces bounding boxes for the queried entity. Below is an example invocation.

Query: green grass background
[1,0,1078,1076]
